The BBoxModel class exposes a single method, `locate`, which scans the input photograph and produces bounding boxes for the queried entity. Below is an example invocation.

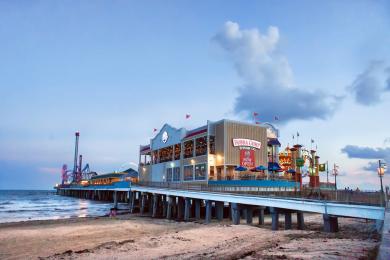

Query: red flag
[255,121,260,124]
[185,114,191,119]
[153,128,157,132]
[253,112,258,117]
[274,116,279,121]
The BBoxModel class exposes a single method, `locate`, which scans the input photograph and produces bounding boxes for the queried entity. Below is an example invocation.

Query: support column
[231,203,240,225]
[166,196,172,219]
[162,195,167,218]
[195,199,201,219]
[148,194,153,216]
[184,198,191,221]
[177,197,184,220]
[297,212,304,230]
[216,201,224,221]
[246,206,253,224]
[285,212,292,230]
[205,200,212,224]
[113,191,118,209]
[140,192,145,215]
[152,194,158,218]
[270,207,279,231]
[258,207,265,225]
[323,214,339,233]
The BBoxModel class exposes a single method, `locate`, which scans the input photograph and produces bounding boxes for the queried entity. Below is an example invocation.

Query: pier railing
[136,181,383,207]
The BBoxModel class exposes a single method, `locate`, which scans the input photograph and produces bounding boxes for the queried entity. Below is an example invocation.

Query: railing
[135,181,384,207]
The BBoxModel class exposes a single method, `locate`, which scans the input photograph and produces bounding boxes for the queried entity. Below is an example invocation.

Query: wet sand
[0,214,380,260]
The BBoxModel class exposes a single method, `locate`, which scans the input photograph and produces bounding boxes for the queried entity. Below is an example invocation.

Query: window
[174,144,181,160]
[195,164,206,180]
[184,165,194,181]
[195,136,207,156]
[173,167,180,182]
[166,168,173,182]
[209,136,215,155]
[184,140,194,158]
[159,146,173,163]
[152,150,159,164]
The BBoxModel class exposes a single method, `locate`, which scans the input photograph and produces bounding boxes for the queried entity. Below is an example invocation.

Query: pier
[57,181,385,233]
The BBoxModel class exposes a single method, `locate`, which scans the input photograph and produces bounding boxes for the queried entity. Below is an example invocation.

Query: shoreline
[0,213,381,259]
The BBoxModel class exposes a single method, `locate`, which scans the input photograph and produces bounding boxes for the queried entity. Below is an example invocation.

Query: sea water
[0,190,114,223]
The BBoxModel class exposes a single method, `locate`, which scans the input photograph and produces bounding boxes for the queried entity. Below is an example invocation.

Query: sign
[240,149,255,168]
[162,131,169,143]
[232,138,261,149]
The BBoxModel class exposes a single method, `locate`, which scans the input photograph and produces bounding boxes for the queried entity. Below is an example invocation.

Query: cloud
[38,167,61,174]
[348,61,390,106]
[213,21,341,123]
[341,145,390,159]
[341,144,389,173]
[363,161,379,172]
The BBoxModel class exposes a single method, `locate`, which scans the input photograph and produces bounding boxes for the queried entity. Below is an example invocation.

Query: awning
[267,138,281,146]
[268,162,282,171]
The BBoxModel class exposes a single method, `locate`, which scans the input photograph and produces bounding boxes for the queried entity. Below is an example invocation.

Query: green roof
[91,172,126,180]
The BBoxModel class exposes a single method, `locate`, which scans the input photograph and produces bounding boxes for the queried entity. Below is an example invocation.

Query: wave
[0,201,12,205]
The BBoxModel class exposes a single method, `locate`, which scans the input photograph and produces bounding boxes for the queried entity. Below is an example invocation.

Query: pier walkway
[57,181,385,233]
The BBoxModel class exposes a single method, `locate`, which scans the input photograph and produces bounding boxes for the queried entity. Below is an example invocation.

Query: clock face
[162,131,169,143]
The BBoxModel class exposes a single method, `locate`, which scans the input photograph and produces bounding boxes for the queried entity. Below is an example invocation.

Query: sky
[0,0,389,190]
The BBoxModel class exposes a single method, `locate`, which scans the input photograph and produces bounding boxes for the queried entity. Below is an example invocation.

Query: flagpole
[326,160,329,184]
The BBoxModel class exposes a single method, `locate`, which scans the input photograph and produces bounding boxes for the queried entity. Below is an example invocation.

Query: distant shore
[0,213,380,259]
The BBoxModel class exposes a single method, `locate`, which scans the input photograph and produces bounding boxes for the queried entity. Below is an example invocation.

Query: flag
[311,139,314,143]
[319,163,326,172]
[292,134,295,140]
[185,114,191,119]
[274,115,279,121]
[153,128,157,132]
[255,121,260,124]
[253,112,258,117]
[297,132,300,137]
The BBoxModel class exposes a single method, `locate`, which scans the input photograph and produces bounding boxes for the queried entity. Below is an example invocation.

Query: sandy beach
[0,213,380,260]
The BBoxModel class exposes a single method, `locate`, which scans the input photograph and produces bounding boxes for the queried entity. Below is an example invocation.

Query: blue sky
[0,1,389,189]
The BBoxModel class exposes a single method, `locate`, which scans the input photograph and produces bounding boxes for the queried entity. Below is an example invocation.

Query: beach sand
[0,213,380,260]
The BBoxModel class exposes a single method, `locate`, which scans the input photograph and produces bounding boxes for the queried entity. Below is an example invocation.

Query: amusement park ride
[61,132,97,185]
[278,144,325,189]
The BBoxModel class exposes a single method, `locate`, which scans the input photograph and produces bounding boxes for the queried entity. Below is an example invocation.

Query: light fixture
[377,167,385,176]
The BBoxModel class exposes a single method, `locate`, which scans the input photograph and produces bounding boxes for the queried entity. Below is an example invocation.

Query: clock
[162,131,169,143]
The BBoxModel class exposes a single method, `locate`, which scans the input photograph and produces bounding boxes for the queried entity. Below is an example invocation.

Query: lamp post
[377,160,386,206]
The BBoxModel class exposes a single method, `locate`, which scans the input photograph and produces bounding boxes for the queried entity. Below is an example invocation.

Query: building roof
[91,172,126,180]
[184,125,207,139]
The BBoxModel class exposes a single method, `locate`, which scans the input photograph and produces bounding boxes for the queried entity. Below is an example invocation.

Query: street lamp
[377,160,386,207]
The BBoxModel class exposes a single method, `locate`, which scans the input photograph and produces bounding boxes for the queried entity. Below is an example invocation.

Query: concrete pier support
[285,212,292,230]
[177,197,184,220]
[195,199,201,219]
[258,207,265,225]
[270,207,279,231]
[323,214,339,233]
[184,198,191,221]
[297,212,304,230]
[162,195,167,218]
[205,200,212,224]
[231,203,240,225]
[113,191,118,208]
[152,194,158,218]
[140,193,145,215]
[148,194,153,216]
[245,206,253,224]
[166,196,172,219]
[216,202,224,221]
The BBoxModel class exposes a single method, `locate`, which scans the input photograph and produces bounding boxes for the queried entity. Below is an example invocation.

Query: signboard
[232,138,261,149]
[240,149,255,168]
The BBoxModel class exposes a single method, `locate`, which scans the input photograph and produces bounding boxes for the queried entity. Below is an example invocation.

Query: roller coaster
[61,132,97,185]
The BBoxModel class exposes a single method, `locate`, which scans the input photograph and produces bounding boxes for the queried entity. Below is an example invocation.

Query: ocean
[0,190,115,223]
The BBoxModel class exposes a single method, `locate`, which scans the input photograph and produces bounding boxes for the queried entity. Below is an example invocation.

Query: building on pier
[138,119,299,187]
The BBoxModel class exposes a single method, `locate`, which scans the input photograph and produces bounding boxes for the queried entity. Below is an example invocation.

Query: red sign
[240,149,255,168]
[233,138,261,149]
